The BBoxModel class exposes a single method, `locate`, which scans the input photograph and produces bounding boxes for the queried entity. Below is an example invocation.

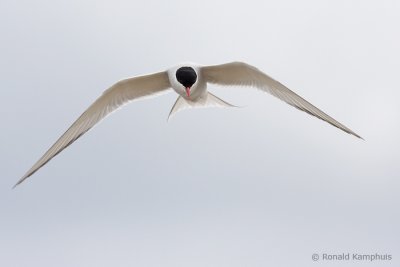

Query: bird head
[175,66,197,99]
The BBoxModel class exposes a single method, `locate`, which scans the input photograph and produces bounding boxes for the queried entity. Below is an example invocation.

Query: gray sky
[1,0,399,266]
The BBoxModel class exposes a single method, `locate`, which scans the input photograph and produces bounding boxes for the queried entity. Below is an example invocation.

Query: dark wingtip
[12,182,20,189]
[350,131,364,140]
[12,175,28,189]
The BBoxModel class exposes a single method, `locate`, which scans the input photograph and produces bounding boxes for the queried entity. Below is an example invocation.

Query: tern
[14,61,362,187]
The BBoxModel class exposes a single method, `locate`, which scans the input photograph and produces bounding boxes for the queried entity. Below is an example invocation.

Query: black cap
[176,67,197,88]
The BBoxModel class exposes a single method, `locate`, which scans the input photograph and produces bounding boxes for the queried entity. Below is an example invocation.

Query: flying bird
[14,62,362,187]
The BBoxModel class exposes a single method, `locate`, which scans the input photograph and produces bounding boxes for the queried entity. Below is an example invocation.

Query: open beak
[185,87,191,98]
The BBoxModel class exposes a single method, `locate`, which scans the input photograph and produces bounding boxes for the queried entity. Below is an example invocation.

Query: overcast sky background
[1,0,399,266]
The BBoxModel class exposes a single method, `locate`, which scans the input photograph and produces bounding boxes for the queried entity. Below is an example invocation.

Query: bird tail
[168,92,236,121]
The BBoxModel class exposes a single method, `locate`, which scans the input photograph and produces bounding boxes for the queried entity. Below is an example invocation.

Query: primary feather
[202,62,362,139]
[14,71,170,187]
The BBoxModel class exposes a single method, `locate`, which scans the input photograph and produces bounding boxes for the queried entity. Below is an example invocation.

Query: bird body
[14,61,362,187]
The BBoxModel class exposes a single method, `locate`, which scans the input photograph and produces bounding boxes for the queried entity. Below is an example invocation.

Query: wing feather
[202,62,362,139]
[15,71,171,187]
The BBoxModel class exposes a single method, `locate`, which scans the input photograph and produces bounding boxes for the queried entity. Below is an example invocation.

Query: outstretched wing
[15,71,171,187]
[202,62,362,139]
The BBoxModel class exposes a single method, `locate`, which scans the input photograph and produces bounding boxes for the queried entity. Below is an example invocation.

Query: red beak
[185,87,191,98]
